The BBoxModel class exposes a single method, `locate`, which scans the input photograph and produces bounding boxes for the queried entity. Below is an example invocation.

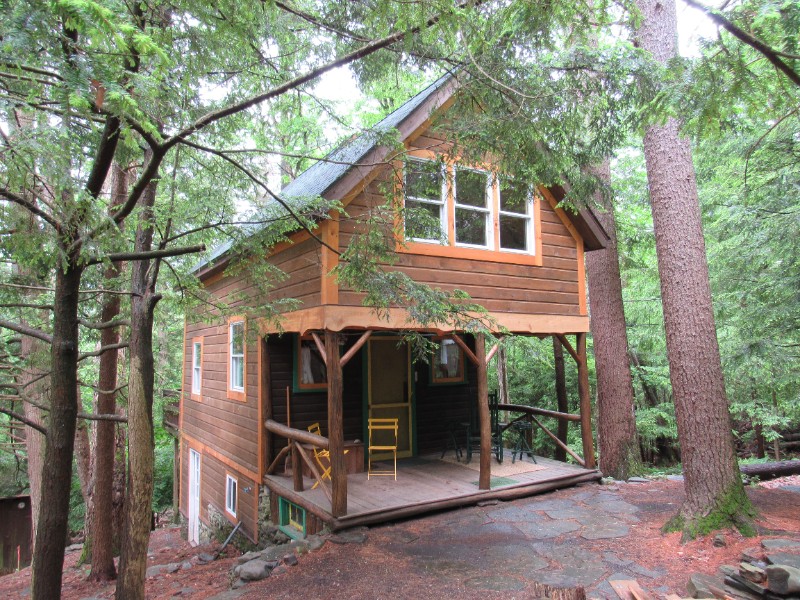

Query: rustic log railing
[264,419,333,502]
[496,403,587,467]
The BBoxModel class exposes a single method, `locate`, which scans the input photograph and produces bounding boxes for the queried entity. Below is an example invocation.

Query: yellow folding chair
[307,423,347,489]
[368,418,399,480]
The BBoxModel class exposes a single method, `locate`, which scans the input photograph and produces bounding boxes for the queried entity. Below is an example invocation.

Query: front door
[368,338,412,458]
[188,449,201,545]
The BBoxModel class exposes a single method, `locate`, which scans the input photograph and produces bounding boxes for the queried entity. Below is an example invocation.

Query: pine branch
[84,243,206,266]
[78,342,129,362]
[683,0,800,88]
[0,319,53,344]
[0,187,61,231]
[0,407,47,435]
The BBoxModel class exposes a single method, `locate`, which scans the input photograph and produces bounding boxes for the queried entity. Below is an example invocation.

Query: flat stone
[516,518,581,539]
[181,561,192,570]
[713,534,727,547]
[627,562,667,579]
[543,506,595,521]
[767,552,800,569]
[780,485,800,493]
[145,565,164,578]
[687,573,723,599]
[477,499,500,507]
[197,552,215,563]
[463,575,525,591]
[206,589,247,599]
[237,551,262,565]
[742,547,764,563]
[329,530,368,545]
[238,559,272,582]
[581,521,629,540]
[271,565,288,576]
[526,498,581,512]
[762,538,800,551]
[261,543,294,560]
[603,552,634,567]
[481,545,548,573]
[165,562,181,574]
[305,534,326,550]
[666,474,684,482]
[586,499,639,516]
[627,477,650,483]
[283,554,298,566]
[534,564,608,588]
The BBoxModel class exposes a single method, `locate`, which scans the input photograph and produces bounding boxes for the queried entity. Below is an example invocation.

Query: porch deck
[263,453,601,531]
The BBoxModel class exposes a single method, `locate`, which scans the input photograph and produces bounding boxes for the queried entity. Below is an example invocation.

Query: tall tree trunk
[585,160,643,480]
[20,338,45,546]
[552,336,569,462]
[636,0,752,534]
[91,162,128,581]
[74,417,94,564]
[496,345,508,404]
[32,260,83,600]
[117,175,159,600]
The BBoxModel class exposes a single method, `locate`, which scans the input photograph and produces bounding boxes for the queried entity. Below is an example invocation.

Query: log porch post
[576,332,596,469]
[475,333,491,490]
[325,330,347,517]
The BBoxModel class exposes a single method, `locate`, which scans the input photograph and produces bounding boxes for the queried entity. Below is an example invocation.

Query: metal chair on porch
[367,418,399,480]
[307,423,348,489]
[466,391,504,464]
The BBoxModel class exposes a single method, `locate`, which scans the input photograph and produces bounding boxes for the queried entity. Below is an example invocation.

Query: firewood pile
[685,539,800,599]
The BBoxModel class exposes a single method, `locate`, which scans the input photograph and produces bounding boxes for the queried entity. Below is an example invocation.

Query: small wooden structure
[0,495,32,575]
[178,74,608,541]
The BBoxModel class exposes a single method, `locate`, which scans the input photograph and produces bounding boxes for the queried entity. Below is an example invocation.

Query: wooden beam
[264,419,329,449]
[531,415,585,467]
[475,333,491,490]
[326,329,347,517]
[291,442,304,492]
[260,336,272,476]
[340,330,372,368]
[497,403,581,422]
[450,334,478,366]
[576,333,596,469]
[295,443,332,503]
[485,340,501,365]
[265,445,290,476]
[311,331,327,367]
[555,334,579,363]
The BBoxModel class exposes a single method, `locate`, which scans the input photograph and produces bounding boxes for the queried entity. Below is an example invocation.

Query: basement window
[225,474,238,518]
[278,497,306,539]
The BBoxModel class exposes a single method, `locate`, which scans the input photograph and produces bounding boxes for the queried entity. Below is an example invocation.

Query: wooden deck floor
[264,453,601,530]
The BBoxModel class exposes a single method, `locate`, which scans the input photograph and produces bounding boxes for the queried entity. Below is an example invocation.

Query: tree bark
[31,261,83,600]
[92,162,127,581]
[636,0,751,531]
[74,416,95,565]
[552,337,569,462]
[585,160,643,479]
[496,345,508,404]
[475,333,491,490]
[116,176,159,600]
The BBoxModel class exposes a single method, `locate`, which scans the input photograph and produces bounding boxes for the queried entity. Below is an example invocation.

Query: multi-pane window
[225,474,237,517]
[403,158,536,257]
[229,321,244,392]
[454,168,491,248]
[191,340,202,395]
[404,158,445,242]
[499,179,533,252]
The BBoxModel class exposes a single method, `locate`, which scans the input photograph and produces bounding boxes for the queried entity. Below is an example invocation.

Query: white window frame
[497,178,535,254]
[404,157,446,243]
[225,474,237,518]
[453,166,493,250]
[229,321,244,393]
[191,340,202,395]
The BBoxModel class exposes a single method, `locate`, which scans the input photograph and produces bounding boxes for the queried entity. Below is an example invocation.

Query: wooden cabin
[178,75,609,544]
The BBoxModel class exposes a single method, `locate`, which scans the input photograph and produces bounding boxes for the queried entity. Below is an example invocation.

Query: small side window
[297,335,327,390]
[191,339,203,397]
[228,319,246,401]
[431,338,465,384]
[225,474,238,518]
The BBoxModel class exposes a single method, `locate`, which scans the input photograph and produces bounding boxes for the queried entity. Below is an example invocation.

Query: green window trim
[277,497,306,540]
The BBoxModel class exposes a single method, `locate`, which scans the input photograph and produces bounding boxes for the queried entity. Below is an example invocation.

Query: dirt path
[2,479,798,599]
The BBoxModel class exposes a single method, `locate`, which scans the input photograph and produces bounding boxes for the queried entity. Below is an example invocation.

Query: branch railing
[264,419,333,501]
[496,403,586,467]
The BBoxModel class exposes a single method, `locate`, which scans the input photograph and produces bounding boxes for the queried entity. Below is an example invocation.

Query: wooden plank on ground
[610,580,652,600]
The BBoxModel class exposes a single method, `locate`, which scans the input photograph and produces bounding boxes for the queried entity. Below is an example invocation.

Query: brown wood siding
[338,164,582,317]
[265,334,364,463]
[201,454,258,541]
[413,336,478,455]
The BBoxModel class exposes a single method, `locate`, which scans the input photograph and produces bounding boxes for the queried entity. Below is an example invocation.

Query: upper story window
[191,338,203,397]
[402,157,537,262]
[228,319,245,399]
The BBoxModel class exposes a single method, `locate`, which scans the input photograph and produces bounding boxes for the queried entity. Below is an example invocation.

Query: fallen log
[739,460,800,481]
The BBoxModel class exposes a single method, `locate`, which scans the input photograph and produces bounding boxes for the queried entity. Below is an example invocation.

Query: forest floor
[2,476,798,600]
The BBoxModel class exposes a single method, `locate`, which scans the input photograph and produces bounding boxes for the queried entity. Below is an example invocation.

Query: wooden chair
[307,423,347,489]
[367,418,399,480]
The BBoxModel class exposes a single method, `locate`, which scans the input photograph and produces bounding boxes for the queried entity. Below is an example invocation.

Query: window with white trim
[404,158,446,242]
[229,321,244,392]
[225,474,238,517]
[191,340,202,395]
[498,178,534,252]
[403,158,536,257]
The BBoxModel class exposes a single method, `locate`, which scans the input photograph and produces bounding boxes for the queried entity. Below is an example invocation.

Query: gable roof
[194,73,608,277]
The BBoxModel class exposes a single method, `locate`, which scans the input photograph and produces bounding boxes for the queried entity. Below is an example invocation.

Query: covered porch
[263,453,601,531]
